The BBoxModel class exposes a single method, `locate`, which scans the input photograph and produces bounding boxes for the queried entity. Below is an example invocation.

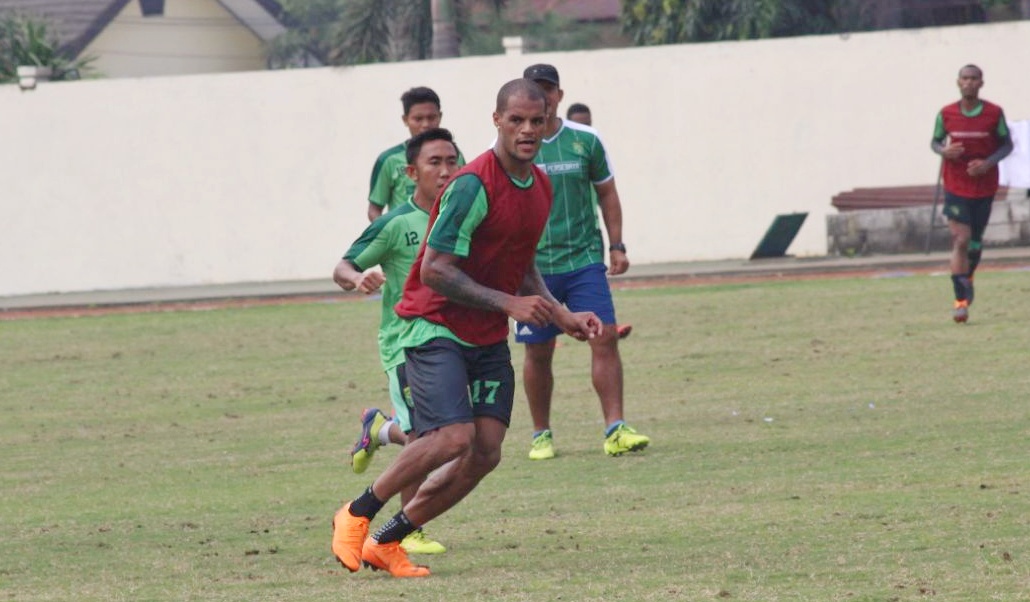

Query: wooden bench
[832,185,1011,211]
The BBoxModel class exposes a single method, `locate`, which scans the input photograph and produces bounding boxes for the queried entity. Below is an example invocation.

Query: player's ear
[406,164,417,181]
[492,111,501,128]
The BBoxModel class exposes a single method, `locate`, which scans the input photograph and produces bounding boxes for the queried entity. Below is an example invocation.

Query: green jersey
[533,120,613,274]
[369,142,466,213]
[368,142,411,212]
[342,197,429,370]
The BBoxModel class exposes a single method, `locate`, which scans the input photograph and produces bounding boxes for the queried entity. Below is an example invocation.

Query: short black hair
[959,64,983,78]
[406,127,457,166]
[566,103,590,119]
[401,87,441,115]
[496,78,547,113]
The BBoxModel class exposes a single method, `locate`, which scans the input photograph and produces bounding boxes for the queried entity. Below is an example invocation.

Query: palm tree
[272,0,505,66]
[431,0,460,58]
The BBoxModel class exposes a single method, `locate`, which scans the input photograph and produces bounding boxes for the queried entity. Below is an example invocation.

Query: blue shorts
[385,364,414,433]
[404,338,515,436]
[515,263,616,344]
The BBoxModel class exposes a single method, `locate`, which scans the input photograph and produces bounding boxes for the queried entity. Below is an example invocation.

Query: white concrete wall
[3,21,1030,297]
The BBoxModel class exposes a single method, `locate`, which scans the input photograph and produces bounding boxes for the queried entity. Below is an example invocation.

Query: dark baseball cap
[523,64,559,86]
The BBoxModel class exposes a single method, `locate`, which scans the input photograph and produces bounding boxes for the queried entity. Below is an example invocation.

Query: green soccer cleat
[604,424,650,457]
[528,429,556,460]
[350,408,389,474]
[400,528,446,555]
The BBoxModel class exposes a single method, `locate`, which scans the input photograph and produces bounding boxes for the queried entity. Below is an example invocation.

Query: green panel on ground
[750,212,808,259]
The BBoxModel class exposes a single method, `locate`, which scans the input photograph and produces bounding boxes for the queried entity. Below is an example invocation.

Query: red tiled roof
[475,0,620,24]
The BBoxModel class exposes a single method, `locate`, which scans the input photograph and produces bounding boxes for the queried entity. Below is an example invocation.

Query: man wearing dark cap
[516,63,651,460]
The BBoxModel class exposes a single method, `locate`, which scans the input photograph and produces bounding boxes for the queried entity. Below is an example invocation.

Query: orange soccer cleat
[331,503,370,572]
[362,538,431,578]
[952,299,969,324]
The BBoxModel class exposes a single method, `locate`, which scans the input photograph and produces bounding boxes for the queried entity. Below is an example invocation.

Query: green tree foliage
[620,0,1021,45]
[620,0,860,44]
[0,11,94,83]
[270,0,505,67]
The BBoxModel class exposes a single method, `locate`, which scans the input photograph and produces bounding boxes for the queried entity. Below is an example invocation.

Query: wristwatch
[608,243,626,253]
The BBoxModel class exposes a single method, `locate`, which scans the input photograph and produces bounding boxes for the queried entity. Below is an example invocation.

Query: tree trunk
[431,0,460,58]
[390,3,421,61]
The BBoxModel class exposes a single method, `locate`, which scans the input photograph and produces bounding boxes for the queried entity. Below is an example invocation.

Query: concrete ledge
[827,195,1030,256]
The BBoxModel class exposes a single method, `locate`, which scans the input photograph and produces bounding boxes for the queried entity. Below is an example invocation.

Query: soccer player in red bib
[931,64,1012,323]
[331,78,602,578]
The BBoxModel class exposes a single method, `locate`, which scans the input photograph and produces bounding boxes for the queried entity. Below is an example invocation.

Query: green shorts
[385,364,414,433]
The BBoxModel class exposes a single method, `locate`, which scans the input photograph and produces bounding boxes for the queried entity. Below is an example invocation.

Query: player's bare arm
[517,261,557,301]
[519,263,601,341]
[333,259,384,294]
[422,247,555,327]
[595,179,630,276]
[367,202,385,222]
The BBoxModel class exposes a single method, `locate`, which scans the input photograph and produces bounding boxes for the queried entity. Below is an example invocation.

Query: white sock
[377,420,392,446]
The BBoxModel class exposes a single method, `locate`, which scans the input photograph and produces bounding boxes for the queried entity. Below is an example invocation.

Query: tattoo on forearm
[429,265,508,312]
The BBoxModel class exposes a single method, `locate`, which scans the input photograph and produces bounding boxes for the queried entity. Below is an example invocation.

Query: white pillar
[502,36,523,57]
[16,66,52,91]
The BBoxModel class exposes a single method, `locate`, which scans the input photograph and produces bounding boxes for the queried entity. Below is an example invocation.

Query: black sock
[967,247,982,276]
[349,486,385,519]
[373,511,417,544]
[951,274,969,301]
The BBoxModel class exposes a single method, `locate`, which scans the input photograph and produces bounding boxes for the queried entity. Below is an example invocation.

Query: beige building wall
[2,21,1030,297]
[84,0,269,78]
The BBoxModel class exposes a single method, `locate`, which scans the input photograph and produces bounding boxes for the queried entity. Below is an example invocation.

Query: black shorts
[943,192,994,241]
[403,338,515,436]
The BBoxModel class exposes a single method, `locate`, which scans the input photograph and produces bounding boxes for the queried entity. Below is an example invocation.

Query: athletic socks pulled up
[373,511,417,544]
[349,486,385,519]
[951,274,972,301]
[967,242,983,275]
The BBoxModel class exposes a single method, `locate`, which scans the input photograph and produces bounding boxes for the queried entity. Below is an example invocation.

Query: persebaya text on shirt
[539,161,582,175]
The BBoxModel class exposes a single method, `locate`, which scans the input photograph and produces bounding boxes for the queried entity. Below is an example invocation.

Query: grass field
[3,270,1030,601]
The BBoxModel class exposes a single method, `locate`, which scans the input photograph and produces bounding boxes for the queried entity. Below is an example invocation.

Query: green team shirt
[343,197,429,370]
[533,120,613,274]
[368,142,410,212]
[368,141,465,212]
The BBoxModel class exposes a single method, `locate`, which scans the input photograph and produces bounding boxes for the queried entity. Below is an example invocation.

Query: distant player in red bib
[331,78,602,578]
[931,64,1012,323]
